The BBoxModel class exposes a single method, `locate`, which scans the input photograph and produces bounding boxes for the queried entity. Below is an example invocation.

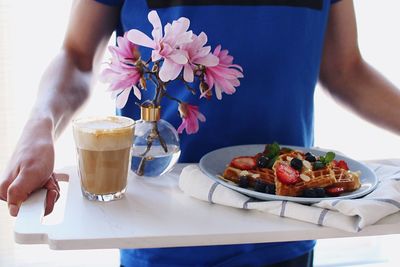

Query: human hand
[0,118,60,217]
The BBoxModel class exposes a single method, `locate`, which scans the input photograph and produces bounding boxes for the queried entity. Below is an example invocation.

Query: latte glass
[72,116,135,201]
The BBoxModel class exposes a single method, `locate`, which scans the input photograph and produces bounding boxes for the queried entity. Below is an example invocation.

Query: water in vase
[131,144,181,177]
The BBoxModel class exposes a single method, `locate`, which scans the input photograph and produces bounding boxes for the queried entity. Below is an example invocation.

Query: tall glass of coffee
[72,116,135,201]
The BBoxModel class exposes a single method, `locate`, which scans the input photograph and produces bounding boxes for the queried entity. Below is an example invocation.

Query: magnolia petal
[177,17,190,31]
[151,50,163,62]
[204,72,215,90]
[183,64,194,82]
[231,64,244,72]
[197,46,211,57]
[169,52,188,64]
[127,29,155,48]
[159,59,183,82]
[116,88,132,109]
[215,84,223,100]
[197,32,208,47]
[197,111,206,122]
[195,53,219,67]
[132,85,142,100]
[187,117,199,134]
[213,45,222,56]
[177,120,186,134]
[110,88,124,99]
[176,30,193,45]
[148,10,162,41]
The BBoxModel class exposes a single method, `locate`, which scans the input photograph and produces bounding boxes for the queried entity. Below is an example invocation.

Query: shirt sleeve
[94,0,124,6]
[331,0,342,4]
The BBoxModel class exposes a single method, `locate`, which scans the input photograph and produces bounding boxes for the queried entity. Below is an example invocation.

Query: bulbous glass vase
[131,104,180,177]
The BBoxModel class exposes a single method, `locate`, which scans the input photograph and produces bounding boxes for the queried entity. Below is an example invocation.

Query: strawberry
[336,160,349,170]
[230,156,256,170]
[325,186,345,197]
[276,163,300,185]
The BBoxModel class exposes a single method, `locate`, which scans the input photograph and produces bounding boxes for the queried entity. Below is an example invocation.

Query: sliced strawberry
[276,163,300,185]
[230,156,256,170]
[336,160,349,170]
[325,186,345,197]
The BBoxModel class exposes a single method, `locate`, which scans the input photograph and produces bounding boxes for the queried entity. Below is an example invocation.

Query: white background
[0,0,400,266]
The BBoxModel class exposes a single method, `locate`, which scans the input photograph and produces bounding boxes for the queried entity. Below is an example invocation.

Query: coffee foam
[73,116,134,151]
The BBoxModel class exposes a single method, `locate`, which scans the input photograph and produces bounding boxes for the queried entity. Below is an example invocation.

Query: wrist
[25,113,55,140]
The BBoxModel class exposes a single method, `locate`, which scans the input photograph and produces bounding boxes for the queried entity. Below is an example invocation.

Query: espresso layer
[78,148,131,195]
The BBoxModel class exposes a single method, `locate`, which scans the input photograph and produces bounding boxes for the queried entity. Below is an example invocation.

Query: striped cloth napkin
[178,164,400,233]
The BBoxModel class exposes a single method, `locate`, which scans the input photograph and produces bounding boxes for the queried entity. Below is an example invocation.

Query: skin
[320,0,400,134]
[1,0,400,217]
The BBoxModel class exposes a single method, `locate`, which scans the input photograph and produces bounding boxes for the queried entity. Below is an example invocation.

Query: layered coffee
[73,116,135,201]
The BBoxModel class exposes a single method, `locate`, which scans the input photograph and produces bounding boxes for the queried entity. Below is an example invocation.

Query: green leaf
[313,161,325,170]
[266,142,280,158]
[324,152,336,164]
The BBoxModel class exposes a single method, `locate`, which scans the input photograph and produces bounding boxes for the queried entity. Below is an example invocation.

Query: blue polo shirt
[95,0,339,266]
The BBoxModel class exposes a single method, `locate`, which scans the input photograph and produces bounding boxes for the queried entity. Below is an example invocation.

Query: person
[1,0,400,266]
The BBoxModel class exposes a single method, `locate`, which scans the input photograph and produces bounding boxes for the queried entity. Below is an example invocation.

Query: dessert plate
[199,144,378,204]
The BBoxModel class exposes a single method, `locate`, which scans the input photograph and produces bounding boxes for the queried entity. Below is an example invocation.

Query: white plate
[199,144,379,204]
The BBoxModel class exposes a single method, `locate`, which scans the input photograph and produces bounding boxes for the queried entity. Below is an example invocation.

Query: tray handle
[14,189,49,244]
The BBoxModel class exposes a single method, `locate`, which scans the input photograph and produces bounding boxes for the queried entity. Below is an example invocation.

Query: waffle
[273,159,337,197]
[220,144,362,198]
[222,166,275,187]
[332,167,361,192]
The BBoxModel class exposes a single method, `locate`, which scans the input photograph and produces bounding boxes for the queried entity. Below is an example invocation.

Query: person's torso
[110,1,333,266]
[116,0,332,163]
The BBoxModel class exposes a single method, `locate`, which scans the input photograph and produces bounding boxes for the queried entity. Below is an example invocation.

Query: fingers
[7,170,30,217]
[0,166,19,201]
[44,189,59,216]
[7,170,60,217]
[44,174,60,216]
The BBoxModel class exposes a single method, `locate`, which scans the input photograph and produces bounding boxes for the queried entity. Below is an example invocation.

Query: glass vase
[131,104,180,177]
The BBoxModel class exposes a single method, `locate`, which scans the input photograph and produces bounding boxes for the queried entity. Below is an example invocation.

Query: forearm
[321,59,400,135]
[30,49,92,139]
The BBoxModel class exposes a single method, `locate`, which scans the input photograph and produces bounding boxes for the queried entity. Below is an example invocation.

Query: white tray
[14,164,400,250]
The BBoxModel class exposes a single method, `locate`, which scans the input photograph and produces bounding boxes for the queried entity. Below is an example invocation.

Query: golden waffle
[332,167,361,192]
[222,166,275,187]
[273,160,336,197]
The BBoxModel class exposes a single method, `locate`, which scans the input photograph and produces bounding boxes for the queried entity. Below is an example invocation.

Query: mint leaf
[266,142,280,158]
[324,151,336,163]
[319,151,335,165]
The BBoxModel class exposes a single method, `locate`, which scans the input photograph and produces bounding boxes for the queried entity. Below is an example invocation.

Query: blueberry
[314,187,326,198]
[305,152,316,163]
[290,158,303,171]
[238,176,249,188]
[265,184,276,194]
[257,156,269,168]
[313,161,325,170]
[254,179,267,192]
[303,188,317,198]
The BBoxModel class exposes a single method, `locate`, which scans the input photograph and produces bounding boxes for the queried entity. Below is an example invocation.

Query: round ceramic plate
[199,144,378,204]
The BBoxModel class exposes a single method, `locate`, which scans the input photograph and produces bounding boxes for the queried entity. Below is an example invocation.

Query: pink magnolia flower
[180,32,219,82]
[177,103,206,135]
[100,34,142,109]
[203,45,244,100]
[127,10,193,82]
[109,33,139,64]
